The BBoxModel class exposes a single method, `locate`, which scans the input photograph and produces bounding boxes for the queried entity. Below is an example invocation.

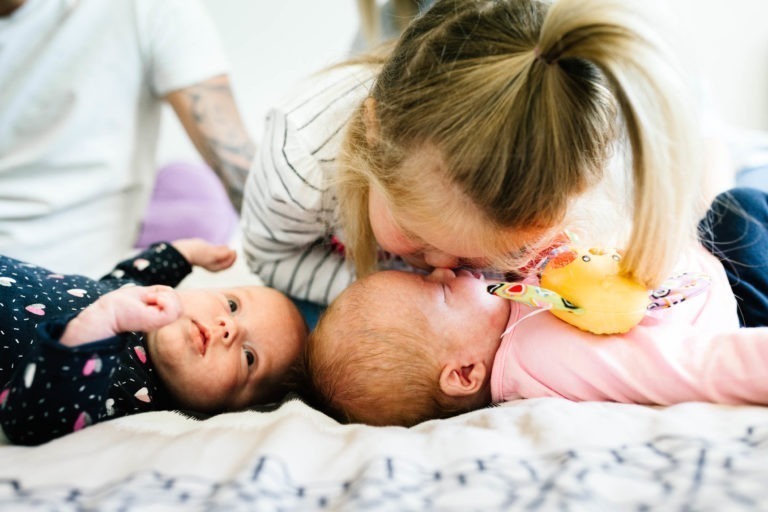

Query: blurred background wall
[158,0,768,164]
[669,0,768,133]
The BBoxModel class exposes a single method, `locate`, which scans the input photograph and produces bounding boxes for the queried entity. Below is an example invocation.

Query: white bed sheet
[1,397,768,510]
[4,234,768,509]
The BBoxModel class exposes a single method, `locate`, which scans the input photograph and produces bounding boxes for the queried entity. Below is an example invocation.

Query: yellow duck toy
[488,244,711,335]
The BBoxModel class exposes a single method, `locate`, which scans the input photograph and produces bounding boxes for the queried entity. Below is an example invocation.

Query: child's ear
[438,363,487,398]
[363,97,379,146]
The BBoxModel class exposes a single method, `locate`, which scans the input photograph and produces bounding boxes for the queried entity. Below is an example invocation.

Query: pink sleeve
[493,312,768,405]
[691,328,768,403]
[491,244,755,405]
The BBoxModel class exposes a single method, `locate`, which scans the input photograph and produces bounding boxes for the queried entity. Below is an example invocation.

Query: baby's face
[147,286,306,411]
[362,269,510,361]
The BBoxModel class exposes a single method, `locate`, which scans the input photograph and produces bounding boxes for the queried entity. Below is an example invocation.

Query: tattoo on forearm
[181,80,255,212]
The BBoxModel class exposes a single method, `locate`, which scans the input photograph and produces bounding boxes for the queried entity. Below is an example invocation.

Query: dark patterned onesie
[0,243,192,445]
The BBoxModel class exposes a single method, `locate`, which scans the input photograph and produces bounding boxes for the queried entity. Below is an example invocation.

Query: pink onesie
[490,245,768,405]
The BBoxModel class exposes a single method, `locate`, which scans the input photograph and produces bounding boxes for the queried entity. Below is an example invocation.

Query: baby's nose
[216,316,238,346]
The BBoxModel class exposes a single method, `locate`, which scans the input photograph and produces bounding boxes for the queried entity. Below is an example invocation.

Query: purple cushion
[135,161,238,248]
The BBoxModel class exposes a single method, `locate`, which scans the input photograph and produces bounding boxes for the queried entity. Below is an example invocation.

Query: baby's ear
[438,363,487,397]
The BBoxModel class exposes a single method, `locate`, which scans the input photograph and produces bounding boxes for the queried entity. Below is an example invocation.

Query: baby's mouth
[191,320,209,356]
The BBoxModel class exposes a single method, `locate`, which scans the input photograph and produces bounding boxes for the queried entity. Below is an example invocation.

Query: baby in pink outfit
[304,244,768,427]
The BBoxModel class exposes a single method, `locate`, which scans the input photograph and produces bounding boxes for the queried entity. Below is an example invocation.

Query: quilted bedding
[2,397,768,510]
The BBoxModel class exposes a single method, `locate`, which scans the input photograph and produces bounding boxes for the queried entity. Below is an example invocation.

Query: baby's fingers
[200,246,237,272]
[61,286,181,346]
[139,286,182,329]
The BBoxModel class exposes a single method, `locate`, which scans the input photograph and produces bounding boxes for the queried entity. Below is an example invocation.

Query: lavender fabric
[136,161,238,248]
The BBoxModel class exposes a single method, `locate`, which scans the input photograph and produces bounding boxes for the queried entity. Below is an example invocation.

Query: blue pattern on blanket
[2,426,767,510]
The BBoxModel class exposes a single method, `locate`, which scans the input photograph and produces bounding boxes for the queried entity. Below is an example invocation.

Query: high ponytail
[536,0,703,286]
[338,0,703,285]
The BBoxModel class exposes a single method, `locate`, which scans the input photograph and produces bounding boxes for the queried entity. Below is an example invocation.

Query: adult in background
[0,0,254,276]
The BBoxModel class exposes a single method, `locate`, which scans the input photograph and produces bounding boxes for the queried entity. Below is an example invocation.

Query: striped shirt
[242,65,376,306]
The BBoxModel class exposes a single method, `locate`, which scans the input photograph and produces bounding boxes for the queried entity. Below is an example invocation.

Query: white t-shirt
[0,0,228,276]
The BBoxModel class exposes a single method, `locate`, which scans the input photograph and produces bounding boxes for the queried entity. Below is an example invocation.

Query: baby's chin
[487,294,512,336]
[496,296,512,317]
[173,393,225,414]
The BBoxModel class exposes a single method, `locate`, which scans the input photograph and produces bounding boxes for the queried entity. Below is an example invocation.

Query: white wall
[157,1,359,164]
[157,0,768,164]
[668,0,768,132]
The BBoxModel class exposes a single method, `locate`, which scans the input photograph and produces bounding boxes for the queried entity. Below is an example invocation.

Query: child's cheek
[373,222,422,256]
[387,233,422,256]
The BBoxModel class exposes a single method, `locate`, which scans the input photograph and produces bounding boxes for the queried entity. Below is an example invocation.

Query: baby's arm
[171,238,236,272]
[502,310,768,405]
[60,286,181,346]
[0,287,179,445]
[101,239,235,288]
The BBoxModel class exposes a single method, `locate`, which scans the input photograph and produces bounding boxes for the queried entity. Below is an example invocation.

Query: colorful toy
[487,245,711,335]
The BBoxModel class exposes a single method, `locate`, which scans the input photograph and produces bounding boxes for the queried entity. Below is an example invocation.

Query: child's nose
[427,268,457,282]
[423,250,459,269]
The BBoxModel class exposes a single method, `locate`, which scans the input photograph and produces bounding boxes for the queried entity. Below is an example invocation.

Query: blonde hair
[303,280,479,426]
[337,0,702,288]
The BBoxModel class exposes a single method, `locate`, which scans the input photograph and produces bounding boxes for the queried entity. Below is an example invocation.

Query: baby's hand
[60,286,182,347]
[171,238,237,272]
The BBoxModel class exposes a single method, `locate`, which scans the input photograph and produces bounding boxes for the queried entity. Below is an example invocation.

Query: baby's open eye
[244,348,255,366]
[228,299,238,313]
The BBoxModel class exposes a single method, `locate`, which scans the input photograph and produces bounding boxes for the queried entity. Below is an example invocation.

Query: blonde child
[302,247,768,427]
[242,0,716,324]
[0,240,307,445]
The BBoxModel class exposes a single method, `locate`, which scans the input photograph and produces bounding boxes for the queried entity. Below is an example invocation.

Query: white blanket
[2,397,768,510]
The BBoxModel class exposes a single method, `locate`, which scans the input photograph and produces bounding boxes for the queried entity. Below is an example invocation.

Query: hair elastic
[533,45,554,65]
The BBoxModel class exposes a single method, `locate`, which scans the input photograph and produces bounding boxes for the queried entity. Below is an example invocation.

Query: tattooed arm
[166,74,255,213]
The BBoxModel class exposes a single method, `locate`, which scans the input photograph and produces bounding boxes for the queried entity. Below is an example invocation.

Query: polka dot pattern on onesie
[0,243,191,445]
